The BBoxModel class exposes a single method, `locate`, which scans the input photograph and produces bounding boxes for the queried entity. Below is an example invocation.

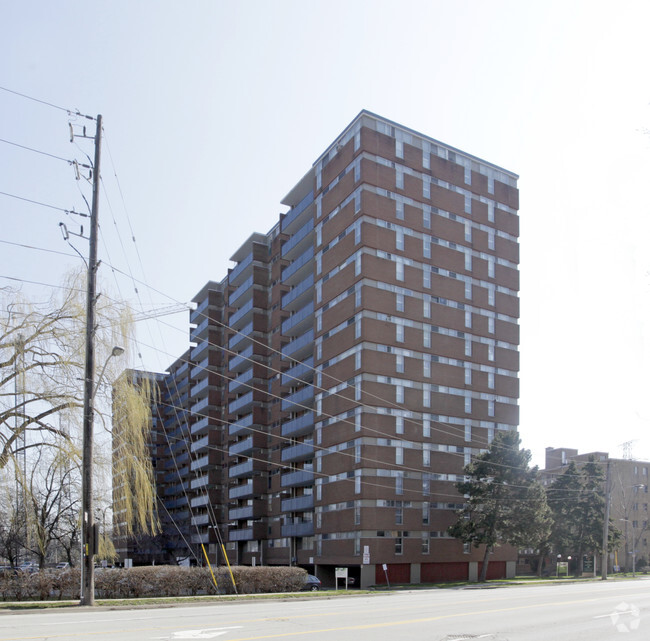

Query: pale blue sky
[2,0,649,466]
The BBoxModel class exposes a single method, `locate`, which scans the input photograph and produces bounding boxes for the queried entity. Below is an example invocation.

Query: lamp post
[80,345,123,606]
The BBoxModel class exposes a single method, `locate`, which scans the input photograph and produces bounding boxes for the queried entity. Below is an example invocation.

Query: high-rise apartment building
[116,110,520,586]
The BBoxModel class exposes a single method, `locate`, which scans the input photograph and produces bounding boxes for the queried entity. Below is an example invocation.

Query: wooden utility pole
[81,114,102,606]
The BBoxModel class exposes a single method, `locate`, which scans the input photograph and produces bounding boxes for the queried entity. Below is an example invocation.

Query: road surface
[0,579,648,640]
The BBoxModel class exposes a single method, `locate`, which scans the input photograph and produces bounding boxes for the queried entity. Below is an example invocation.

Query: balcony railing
[281,329,314,360]
[281,412,314,438]
[281,494,314,512]
[229,274,254,306]
[282,246,314,284]
[229,413,253,436]
[282,302,314,336]
[281,469,314,488]
[229,321,253,350]
[281,190,313,233]
[229,344,253,372]
[281,521,314,538]
[282,219,313,258]
[229,435,254,457]
[229,459,254,479]
[228,390,254,414]
[281,441,314,463]
[281,273,314,310]
[282,385,314,412]
[229,251,254,286]
[229,298,253,328]
[281,357,314,386]
[229,481,254,499]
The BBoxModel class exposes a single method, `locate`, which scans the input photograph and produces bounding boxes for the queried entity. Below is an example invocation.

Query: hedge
[0,565,307,601]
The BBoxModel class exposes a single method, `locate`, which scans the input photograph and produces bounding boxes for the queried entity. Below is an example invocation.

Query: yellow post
[201,543,219,592]
[222,543,238,594]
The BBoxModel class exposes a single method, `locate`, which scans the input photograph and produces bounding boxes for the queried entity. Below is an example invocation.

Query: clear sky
[2,0,649,467]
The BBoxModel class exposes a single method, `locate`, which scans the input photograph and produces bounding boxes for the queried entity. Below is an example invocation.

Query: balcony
[190,475,209,489]
[229,251,254,286]
[282,302,314,337]
[229,368,253,394]
[282,274,314,311]
[191,494,210,508]
[191,532,210,545]
[190,339,210,362]
[228,522,265,542]
[281,469,314,488]
[190,376,212,399]
[228,390,254,414]
[191,513,211,526]
[229,321,253,350]
[190,357,209,379]
[281,357,314,387]
[229,459,254,479]
[229,344,253,373]
[281,494,314,512]
[228,501,264,521]
[282,246,314,286]
[190,415,210,436]
[229,298,254,328]
[281,441,314,463]
[191,455,212,472]
[229,481,254,500]
[281,412,314,438]
[282,385,314,412]
[190,296,215,324]
[229,275,254,306]
[229,413,253,436]
[190,435,209,453]
[281,329,314,361]
[229,435,254,457]
[281,520,314,538]
[282,218,313,260]
[190,317,210,342]
[190,396,214,417]
[281,190,313,234]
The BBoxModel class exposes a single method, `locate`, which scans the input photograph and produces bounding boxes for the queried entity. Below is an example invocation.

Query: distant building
[543,447,650,572]
[114,110,521,586]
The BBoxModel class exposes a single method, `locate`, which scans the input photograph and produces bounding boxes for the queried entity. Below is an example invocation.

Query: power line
[0,238,77,259]
[0,190,86,216]
[0,85,95,120]
[0,137,76,164]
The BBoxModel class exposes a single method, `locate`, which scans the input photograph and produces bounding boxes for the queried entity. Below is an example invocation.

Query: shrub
[0,565,308,601]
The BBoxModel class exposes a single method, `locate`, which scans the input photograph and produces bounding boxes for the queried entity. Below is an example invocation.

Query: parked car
[303,574,322,591]
[19,562,38,573]
[55,562,70,570]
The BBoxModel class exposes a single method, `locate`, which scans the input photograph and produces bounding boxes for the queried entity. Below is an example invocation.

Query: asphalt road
[0,579,649,641]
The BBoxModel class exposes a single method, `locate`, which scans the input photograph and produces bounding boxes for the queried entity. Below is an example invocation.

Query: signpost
[335,567,348,590]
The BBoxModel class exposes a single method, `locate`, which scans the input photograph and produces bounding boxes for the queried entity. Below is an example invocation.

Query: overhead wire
[0,85,95,120]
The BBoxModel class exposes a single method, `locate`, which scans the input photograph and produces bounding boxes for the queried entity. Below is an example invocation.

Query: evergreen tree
[449,430,551,582]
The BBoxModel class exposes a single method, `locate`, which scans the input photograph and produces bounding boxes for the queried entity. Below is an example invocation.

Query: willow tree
[0,272,160,559]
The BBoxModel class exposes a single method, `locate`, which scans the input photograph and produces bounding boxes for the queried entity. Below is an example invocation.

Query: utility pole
[80,114,102,606]
[601,459,611,580]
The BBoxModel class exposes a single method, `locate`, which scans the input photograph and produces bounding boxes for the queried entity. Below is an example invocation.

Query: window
[465,253,472,271]
[396,200,404,220]
[488,258,495,278]
[355,351,361,370]
[488,372,495,389]
[464,224,472,242]
[423,207,431,229]
[465,397,472,414]
[423,389,430,407]
[423,179,430,199]
[396,261,404,281]
[464,366,471,385]
[488,399,495,417]
[396,416,404,434]
[396,473,403,495]
[396,354,404,373]
[395,534,403,555]
[423,239,431,259]
[423,328,431,348]
[395,505,403,524]
[422,534,430,554]
[423,359,430,377]
[464,423,472,442]
[423,300,430,318]
[355,444,361,463]
[396,386,404,403]
[422,502,429,525]
[355,505,361,525]
[465,311,472,328]
[396,293,404,312]
[488,316,495,334]
[396,230,404,251]
[423,418,431,438]
[465,282,472,300]
[355,191,361,213]
[423,448,430,467]
[355,474,361,494]
[396,167,404,189]
[465,339,472,357]
[396,139,404,159]
[396,324,404,342]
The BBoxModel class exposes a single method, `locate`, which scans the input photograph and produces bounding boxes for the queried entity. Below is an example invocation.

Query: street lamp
[619,483,645,578]
[80,345,124,606]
